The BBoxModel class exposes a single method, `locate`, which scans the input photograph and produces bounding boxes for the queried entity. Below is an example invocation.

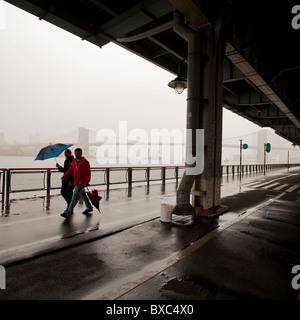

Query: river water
[0,155,107,169]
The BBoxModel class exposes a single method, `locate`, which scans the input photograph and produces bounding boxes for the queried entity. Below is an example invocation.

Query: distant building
[0,133,7,145]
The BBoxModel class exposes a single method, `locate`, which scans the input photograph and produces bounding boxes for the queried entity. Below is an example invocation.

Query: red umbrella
[86,188,102,212]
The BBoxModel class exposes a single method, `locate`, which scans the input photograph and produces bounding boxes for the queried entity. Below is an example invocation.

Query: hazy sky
[0,0,262,145]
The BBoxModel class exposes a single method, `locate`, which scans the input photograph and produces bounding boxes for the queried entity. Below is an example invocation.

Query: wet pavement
[0,168,300,300]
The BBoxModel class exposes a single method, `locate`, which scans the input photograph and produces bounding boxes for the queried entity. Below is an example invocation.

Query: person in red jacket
[60,148,93,218]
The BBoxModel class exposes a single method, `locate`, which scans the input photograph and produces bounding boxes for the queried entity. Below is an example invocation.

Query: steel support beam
[192,26,227,215]
[172,9,228,216]
[168,0,211,29]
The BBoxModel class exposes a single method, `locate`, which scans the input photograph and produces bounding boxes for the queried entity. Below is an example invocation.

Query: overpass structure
[4,0,300,216]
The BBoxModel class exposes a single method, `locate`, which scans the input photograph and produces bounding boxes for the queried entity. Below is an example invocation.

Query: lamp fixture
[168,59,187,94]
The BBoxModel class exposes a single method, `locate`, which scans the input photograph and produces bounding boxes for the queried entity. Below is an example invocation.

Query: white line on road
[84,191,287,300]
[249,174,298,189]
[0,195,167,227]
[274,183,290,191]
[286,185,299,193]
[259,182,280,189]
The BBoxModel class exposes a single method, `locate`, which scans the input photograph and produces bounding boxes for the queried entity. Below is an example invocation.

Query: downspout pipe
[172,11,202,215]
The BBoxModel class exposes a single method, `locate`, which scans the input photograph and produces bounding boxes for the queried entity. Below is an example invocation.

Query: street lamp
[168,59,187,94]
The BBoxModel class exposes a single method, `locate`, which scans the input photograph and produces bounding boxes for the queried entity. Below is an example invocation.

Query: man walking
[56,149,74,206]
[60,148,93,218]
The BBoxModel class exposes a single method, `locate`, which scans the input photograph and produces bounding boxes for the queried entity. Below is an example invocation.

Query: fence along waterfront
[0,164,299,204]
[0,166,184,203]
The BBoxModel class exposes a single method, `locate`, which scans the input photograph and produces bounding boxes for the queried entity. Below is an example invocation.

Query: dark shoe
[82,208,93,215]
[60,211,72,219]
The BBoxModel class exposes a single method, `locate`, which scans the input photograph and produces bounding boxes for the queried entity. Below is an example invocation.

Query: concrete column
[172,10,228,216]
[193,28,225,214]
[257,130,268,163]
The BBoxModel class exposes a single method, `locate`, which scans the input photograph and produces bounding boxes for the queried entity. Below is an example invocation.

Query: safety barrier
[0,164,299,204]
[221,163,297,175]
[0,166,185,204]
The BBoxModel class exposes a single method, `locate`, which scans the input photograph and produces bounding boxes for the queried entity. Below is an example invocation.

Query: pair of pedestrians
[58,148,93,219]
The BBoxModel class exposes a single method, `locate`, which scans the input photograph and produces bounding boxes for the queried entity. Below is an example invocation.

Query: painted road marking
[286,185,299,193]
[250,181,279,188]
[249,174,298,189]
[274,183,290,191]
[261,182,280,189]
[84,191,287,300]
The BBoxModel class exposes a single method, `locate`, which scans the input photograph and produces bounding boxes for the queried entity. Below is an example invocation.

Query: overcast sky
[0,0,263,145]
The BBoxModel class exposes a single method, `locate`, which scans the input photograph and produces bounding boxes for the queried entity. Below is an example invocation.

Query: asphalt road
[0,168,299,301]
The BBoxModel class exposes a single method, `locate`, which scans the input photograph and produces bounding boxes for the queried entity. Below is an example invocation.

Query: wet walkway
[0,167,300,300]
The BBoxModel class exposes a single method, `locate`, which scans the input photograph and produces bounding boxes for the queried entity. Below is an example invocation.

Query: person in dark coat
[56,149,74,206]
[60,148,93,218]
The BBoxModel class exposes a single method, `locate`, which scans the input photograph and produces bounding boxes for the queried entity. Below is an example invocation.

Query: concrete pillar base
[194,205,229,217]
[172,203,196,216]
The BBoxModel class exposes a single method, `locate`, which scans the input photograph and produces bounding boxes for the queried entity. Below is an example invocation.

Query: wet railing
[0,163,299,204]
[0,166,185,203]
[221,163,297,175]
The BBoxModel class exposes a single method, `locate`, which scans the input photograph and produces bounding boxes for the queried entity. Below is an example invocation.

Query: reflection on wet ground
[1,169,281,217]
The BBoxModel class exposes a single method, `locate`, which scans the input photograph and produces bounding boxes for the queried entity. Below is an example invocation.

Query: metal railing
[0,163,299,204]
[221,163,297,175]
[0,166,185,203]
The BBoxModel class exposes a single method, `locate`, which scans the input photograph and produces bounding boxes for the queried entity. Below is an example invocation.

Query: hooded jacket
[63,157,91,187]
[57,155,74,184]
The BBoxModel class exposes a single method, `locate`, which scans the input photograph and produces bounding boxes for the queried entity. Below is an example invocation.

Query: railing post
[1,169,6,205]
[146,167,150,188]
[127,168,132,197]
[127,168,132,189]
[5,169,10,204]
[46,169,51,196]
[161,167,166,185]
[161,167,166,193]
[106,168,110,193]
[175,167,179,185]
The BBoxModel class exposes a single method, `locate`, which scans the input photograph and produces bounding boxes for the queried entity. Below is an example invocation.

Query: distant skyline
[0,0,296,153]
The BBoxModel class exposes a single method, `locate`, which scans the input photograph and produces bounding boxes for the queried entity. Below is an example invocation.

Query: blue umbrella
[35,143,73,161]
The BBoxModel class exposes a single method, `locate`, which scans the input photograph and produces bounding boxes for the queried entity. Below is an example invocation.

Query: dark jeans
[66,186,93,213]
[61,182,74,206]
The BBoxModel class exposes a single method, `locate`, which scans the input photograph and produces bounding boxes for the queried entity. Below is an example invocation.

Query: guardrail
[0,166,185,204]
[0,163,299,205]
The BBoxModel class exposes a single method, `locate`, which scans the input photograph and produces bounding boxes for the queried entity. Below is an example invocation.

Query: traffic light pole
[239,139,243,179]
[264,143,266,175]
[264,143,271,175]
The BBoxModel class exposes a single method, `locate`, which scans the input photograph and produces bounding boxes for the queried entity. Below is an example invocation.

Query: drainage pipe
[172,11,203,215]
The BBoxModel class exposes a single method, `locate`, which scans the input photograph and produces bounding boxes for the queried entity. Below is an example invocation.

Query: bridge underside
[4,0,300,214]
